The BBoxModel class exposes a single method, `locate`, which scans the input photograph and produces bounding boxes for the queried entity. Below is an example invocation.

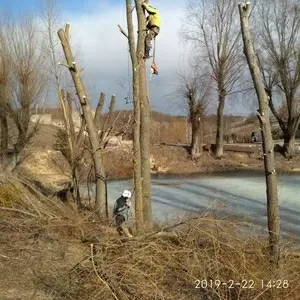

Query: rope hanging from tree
[149,38,158,81]
[125,46,133,104]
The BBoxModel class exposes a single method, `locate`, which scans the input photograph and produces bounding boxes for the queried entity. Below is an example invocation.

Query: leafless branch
[118,24,128,39]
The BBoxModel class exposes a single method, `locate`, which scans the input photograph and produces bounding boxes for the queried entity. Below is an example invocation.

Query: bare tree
[136,0,152,225]
[119,1,143,231]
[177,66,210,159]
[256,0,300,158]
[239,2,280,268]
[0,16,48,167]
[52,91,86,208]
[57,24,108,219]
[41,0,84,208]
[182,0,245,158]
[118,0,153,230]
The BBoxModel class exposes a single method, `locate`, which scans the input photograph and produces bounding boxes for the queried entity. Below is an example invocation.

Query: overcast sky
[0,0,254,115]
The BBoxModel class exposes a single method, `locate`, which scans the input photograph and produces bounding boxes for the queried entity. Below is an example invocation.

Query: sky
[0,0,254,115]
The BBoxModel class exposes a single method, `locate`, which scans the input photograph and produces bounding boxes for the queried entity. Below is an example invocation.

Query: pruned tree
[182,0,246,158]
[256,0,300,158]
[0,16,48,168]
[53,90,120,212]
[176,66,210,159]
[53,91,86,208]
[136,0,152,225]
[118,0,153,231]
[57,23,113,219]
[239,2,280,268]
[41,0,84,208]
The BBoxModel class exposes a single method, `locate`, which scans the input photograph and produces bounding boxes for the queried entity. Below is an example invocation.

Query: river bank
[82,172,300,240]
[102,144,300,180]
[14,144,300,192]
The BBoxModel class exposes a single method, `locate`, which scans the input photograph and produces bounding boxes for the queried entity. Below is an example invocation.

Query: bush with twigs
[1,175,300,300]
[36,217,300,300]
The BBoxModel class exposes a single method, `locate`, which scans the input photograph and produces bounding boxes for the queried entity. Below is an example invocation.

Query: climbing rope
[153,37,156,64]
[150,37,158,81]
[126,45,133,104]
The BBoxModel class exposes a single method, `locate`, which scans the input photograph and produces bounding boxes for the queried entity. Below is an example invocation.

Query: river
[82,172,300,240]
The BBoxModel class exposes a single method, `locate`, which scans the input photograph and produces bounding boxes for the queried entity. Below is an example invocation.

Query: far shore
[94,168,300,183]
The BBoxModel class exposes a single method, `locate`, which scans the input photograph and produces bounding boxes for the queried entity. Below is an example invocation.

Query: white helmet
[122,190,132,198]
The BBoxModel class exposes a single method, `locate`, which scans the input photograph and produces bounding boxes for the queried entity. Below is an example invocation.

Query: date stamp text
[194,279,289,289]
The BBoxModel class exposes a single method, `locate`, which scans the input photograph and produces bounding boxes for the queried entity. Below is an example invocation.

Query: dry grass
[57,218,299,300]
[1,175,300,300]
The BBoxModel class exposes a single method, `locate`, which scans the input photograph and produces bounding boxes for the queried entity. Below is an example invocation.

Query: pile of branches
[1,178,299,300]
[41,217,300,300]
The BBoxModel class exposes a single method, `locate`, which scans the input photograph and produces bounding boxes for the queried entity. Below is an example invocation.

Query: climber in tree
[142,1,160,59]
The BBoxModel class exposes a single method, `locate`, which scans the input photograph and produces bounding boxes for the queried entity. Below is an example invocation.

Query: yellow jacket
[142,3,161,28]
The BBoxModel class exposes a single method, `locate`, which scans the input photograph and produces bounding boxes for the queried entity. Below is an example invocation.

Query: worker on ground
[142,1,160,59]
[113,190,133,237]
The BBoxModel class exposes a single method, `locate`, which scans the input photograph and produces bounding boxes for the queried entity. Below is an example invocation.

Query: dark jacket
[113,196,130,220]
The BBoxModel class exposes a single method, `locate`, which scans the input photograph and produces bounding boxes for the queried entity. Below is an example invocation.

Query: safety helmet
[122,190,132,198]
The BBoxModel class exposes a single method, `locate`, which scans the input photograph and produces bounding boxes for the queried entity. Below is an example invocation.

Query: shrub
[0,184,21,206]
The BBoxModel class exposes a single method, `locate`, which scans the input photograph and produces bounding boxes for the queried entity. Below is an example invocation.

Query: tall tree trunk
[215,89,226,159]
[73,168,82,208]
[58,25,107,220]
[125,0,144,231]
[239,3,280,268]
[132,80,143,230]
[139,68,152,224]
[94,151,106,218]
[191,115,203,159]
[282,117,300,158]
[136,0,152,227]
[15,128,27,153]
[283,130,296,159]
[66,91,83,209]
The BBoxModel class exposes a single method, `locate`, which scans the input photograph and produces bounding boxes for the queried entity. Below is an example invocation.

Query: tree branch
[94,92,105,131]
[118,24,129,39]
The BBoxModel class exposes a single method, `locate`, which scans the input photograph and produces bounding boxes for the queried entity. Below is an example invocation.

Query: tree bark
[58,25,106,220]
[239,3,280,267]
[191,115,203,159]
[0,115,8,165]
[269,91,300,159]
[66,91,83,209]
[282,117,300,158]
[215,89,226,159]
[125,0,144,231]
[94,92,105,130]
[135,0,152,227]
[0,116,8,151]
[139,70,152,225]
[283,130,295,159]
